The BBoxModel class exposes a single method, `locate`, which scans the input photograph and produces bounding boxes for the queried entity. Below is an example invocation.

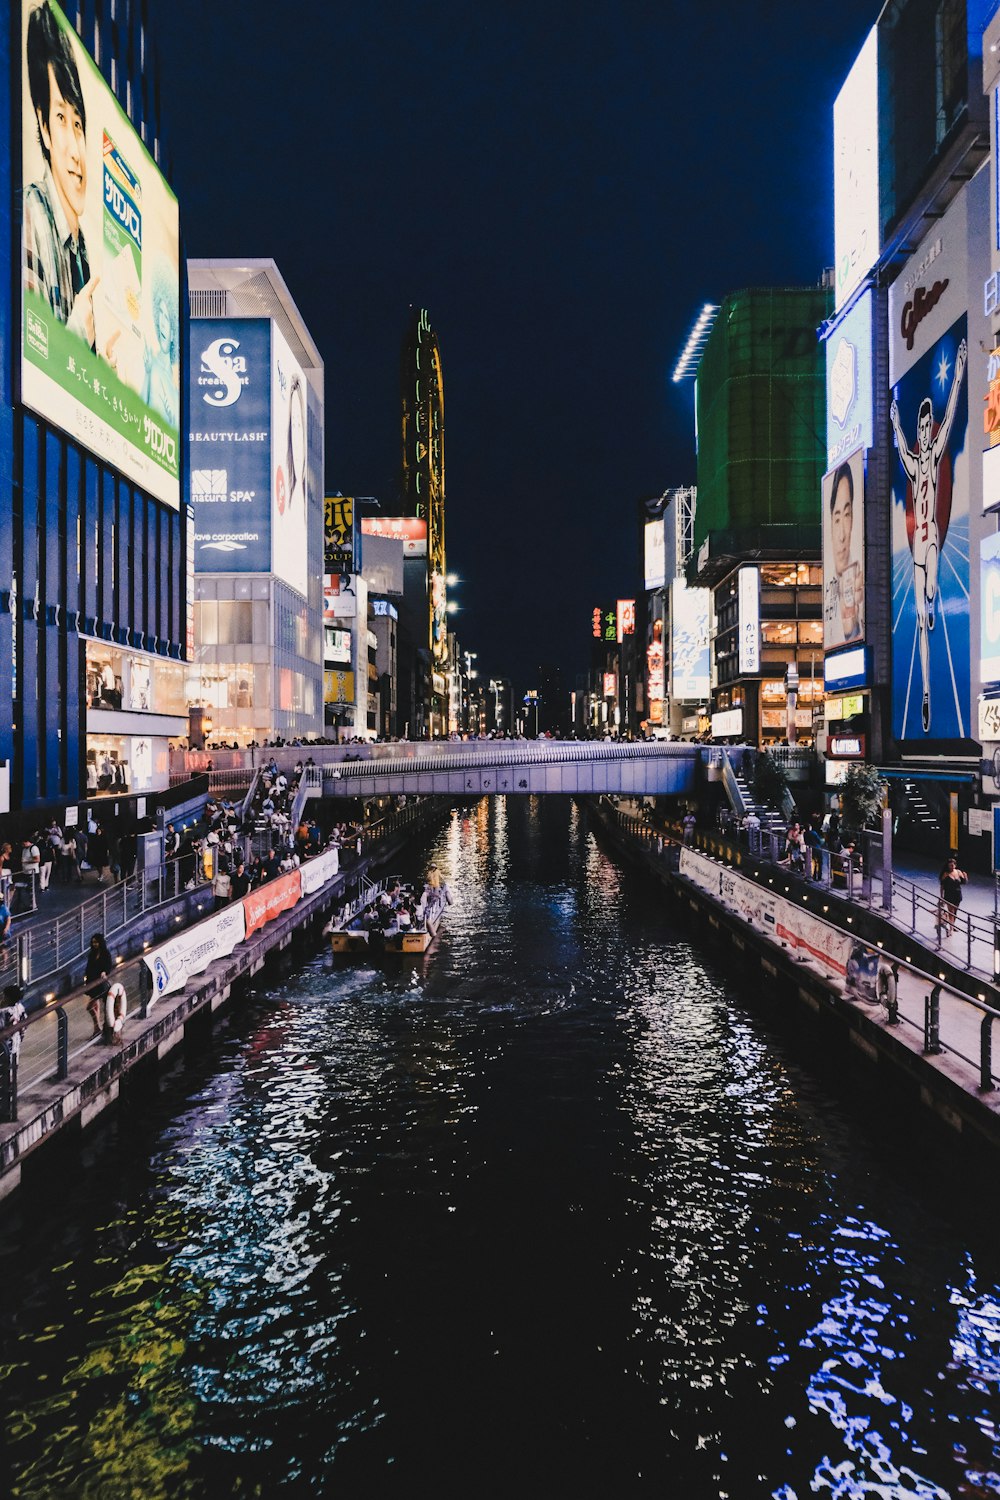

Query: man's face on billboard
[831,474,853,577]
[918,409,933,455]
[39,65,87,232]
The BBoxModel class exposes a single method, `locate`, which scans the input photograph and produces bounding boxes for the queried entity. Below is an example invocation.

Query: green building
[690,286,831,748]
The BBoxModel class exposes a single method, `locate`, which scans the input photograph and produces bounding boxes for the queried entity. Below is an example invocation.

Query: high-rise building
[187,260,324,745]
[398,307,448,736]
[2,0,189,823]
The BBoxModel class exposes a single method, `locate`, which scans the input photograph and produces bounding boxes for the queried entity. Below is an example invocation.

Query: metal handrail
[598,798,1000,1093]
[326,741,691,780]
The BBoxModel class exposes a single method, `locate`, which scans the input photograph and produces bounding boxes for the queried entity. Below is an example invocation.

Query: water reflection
[0,798,998,1496]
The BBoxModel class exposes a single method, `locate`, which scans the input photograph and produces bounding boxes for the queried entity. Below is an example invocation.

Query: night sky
[159,0,877,694]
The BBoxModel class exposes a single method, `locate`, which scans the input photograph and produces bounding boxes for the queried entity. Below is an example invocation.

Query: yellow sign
[324,669,354,704]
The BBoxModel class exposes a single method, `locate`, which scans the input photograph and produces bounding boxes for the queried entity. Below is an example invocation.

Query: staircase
[729,768,785,835]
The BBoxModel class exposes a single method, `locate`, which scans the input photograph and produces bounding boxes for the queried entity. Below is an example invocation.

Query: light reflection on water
[0,797,998,1497]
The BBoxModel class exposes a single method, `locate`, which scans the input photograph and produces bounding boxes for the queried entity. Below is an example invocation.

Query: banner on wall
[299,846,340,896]
[20,0,181,506]
[243,869,302,938]
[143,902,246,1003]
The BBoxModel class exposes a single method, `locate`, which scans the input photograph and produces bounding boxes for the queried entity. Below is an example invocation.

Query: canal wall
[0,802,448,1203]
[589,800,1000,1161]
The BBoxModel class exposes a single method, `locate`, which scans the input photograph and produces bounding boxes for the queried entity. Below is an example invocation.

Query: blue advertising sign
[826,290,874,470]
[824,645,867,692]
[889,314,970,742]
[981,532,1000,685]
[188,320,272,572]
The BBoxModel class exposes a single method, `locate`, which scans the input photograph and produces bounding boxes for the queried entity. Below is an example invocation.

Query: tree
[839,763,887,834]
[752,750,788,809]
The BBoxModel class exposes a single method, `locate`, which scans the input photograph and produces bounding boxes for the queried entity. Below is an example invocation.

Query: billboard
[981,532,1000,685]
[889,315,969,740]
[644,519,666,590]
[324,495,354,572]
[20,0,180,507]
[646,619,664,724]
[360,516,427,556]
[738,566,760,674]
[361,530,404,597]
[822,449,865,651]
[670,579,710,700]
[189,320,271,571]
[833,27,879,312]
[826,290,874,469]
[323,574,357,620]
[616,599,636,642]
[271,322,309,597]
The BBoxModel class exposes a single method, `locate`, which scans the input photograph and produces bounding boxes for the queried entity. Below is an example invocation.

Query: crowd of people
[334,866,452,940]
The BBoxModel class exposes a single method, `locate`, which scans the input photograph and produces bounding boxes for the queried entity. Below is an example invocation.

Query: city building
[186,260,324,745]
[640,487,710,738]
[2,0,189,825]
[679,286,830,746]
[821,1,993,862]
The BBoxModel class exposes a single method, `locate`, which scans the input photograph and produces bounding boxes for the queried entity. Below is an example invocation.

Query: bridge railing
[326,740,692,780]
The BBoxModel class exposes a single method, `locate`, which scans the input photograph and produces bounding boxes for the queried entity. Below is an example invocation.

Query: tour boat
[326,874,447,957]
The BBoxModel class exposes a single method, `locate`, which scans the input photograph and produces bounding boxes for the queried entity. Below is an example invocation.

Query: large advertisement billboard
[981,532,1000,686]
[826,291,874,469]
[738,566,760,674]
[271,322,309,597]
[360,516,427,556]
[644,519,666,590]
[189,320,272,571]
[670,579,710,700]
[822,449,865,652]
[20,0,180,507]
[833,27,879,312]
[889,315,969,740]
[324,495,354,572]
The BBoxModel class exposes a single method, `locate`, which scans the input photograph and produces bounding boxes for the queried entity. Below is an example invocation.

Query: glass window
[85,643,124,708]
[217,601,253,644]
[195,600,218,645]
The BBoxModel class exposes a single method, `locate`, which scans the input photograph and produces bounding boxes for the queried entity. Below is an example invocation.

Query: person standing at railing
[938,857,968,938]
[683,810,696,847]
[0,984,26,1118]
[84,934,113,1038]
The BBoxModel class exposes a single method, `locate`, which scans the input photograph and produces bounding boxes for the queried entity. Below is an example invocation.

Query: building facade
[187,260,323,745]
[2,0,190,817]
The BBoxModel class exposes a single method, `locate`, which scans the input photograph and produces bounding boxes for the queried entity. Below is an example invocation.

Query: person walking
[682,810,696,847]
[38,828,54,891]
[938,856,968,938]
[84,933,113,1037]
[89,824,110,883]
[60,828,81,884]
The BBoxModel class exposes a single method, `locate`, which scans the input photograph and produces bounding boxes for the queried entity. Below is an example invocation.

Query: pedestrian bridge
[314,740,699,799]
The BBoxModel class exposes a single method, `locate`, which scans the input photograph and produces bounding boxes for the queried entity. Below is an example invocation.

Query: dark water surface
[1,798,999,1498]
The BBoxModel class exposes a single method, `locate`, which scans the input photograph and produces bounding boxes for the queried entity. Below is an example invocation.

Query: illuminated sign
[592,606,602,640]
[824,645,867,691]
[322,574,357,620]
[825,693,865,720]
[711,707,743,737]
[324,669,354,704]
[603,672,616,698]
[829,734,865,758]
[372,599,398,619]
[644,520,666,590]
[270,322,309,597]
[189,320,271,572]
[324,495,354,572]
[324,626,351,665]
[979,698,1000,740]
[833,27,879,312]
[616,599,636,642]
[20,0,180,506]
[981,533,1000,684]
[737,567,760,674]
[360,516,427,556]
[823,450,865,651]
[826,292,874,468]
[670,579,710,700]
[826,760,849,786]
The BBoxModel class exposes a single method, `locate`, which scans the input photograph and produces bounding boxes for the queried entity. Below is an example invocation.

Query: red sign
[360,517,428,556]
[592,606,602,639]
[243,870,302,937]
[617,599,636,642]
[829,734,866,759]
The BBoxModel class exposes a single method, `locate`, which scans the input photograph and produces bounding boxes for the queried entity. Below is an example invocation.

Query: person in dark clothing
[84,932,112,1037]
[88,825,109,883]
[230,863,250,900]
[938,856,968,937]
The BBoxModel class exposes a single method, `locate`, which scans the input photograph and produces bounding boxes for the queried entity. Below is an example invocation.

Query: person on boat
[422,867,452,929]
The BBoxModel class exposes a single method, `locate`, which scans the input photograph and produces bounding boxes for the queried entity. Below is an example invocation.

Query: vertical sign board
[738,566,760,674]
[833,27,879,313]
[189,320,272,571]
[982,532,1000,685]
[826,291,874,469]
[670,579,710,700]
[887,180,984,746]
[270,323,309,598]
[823,449,866,651]
[324,496,354,573]
[644,520,666,590]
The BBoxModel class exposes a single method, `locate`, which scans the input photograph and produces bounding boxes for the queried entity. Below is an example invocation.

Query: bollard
[56,1006,68,1080]
[980,1013,995,1092]
[924,984,942,1055]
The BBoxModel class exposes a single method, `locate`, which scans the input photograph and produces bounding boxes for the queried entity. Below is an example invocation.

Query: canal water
[0,797,998,1499]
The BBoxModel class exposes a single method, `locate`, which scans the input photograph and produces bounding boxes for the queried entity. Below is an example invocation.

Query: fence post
[980,1013,995,1092]
[0,1046,15,1123]
[924,985,942,1055]
[56,1006,68,1080]
[967,912,973,971]
[911,883,917,934]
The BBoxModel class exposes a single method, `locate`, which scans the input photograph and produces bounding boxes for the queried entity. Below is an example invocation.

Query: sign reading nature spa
[20,0,180,507]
